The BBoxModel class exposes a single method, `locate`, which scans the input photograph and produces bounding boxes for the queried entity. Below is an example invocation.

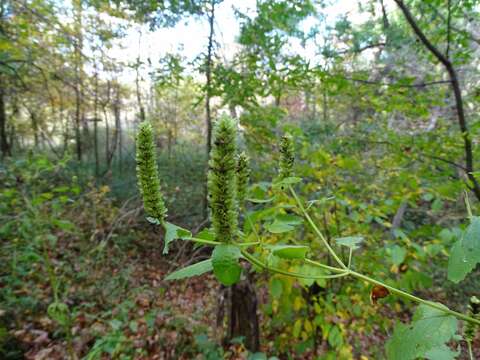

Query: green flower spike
[236,152,250,207]
[279,133,294,179]
[136,122,167,224]
[465,296,480,342]
[208,115,238,243]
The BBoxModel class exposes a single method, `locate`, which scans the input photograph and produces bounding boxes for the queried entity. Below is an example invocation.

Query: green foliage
[163,221,192,254]
[386,304,459,360]
[270,245,309,260]
[165,259,213,281]
[208,116,239,244]
[448,216,480,283]
[211,244,242,286]
[136,122,167,224]
[334,236,364,250]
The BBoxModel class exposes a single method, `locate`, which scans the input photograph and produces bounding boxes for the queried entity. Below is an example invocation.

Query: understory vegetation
[2,0,480,359]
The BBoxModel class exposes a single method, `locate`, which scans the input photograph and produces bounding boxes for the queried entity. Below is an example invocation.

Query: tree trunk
[94,70,99,177]
[0,84,10,158]
[30,111,39,148]
[227,276,260,352]
[74,0,83,161]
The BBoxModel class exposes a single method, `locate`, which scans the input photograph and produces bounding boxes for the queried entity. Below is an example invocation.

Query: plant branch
[240,250,349,280]
[289,186,347,269]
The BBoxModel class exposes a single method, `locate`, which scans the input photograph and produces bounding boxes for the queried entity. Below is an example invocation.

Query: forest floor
[6,233,478,360]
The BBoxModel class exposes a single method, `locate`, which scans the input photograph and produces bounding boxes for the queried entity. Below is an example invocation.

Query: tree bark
[0,83,10,158]
[228,277,260,352]
[94,69,99,177]
[73,0,83,161]
[394,0,480,201]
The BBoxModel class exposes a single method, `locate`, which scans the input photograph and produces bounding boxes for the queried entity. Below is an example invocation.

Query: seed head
[136,122,167,224]
[279,133,294,179]
[208,116,238,243]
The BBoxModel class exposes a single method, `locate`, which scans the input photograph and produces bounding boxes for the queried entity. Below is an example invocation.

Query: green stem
[245,252,480,325]
[241,250,349,280]
[185,237,221,246]
[289,186,347,269]
[348,270,480,325]
[468,340,474,360]
[304,258,347,273]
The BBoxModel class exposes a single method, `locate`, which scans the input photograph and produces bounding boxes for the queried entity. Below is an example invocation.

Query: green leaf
[385,304,458,360]
[327,326,343,348]
[195,228,216,241]
[335,236,364,250]
[448,216,480,283]
[292,264,326,287]
[164,259,213,281]
[271,244,309,259]
[265,220,295,233]
[273,176,302,189]
[425,345,459,360]
[211,244,242,286]
[270,278,283,299]
[265,214,303,233]
[389,245,407,266]
[163,222,192,254]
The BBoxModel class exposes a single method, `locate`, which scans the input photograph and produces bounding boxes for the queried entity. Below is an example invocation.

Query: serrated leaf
[448,216,480,283]
[335,236,364,250]
[385,304,458,360]
[164,259,213,281]
[271,244,309,259]
[163,222,192,254]
[211,244,242,286]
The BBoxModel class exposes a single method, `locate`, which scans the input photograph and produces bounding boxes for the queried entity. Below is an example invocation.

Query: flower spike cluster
[279,133,294,179]
[136,122,167,224]
[236,152,250,207]
[208,116,239,243]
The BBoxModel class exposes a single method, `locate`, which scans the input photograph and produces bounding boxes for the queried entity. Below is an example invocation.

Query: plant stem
[348,269,480,325]
[241,250,349,280]
[186,237,221,246]
[468,340,474,360]
[304,258,347,273]
[289,186,347,269]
